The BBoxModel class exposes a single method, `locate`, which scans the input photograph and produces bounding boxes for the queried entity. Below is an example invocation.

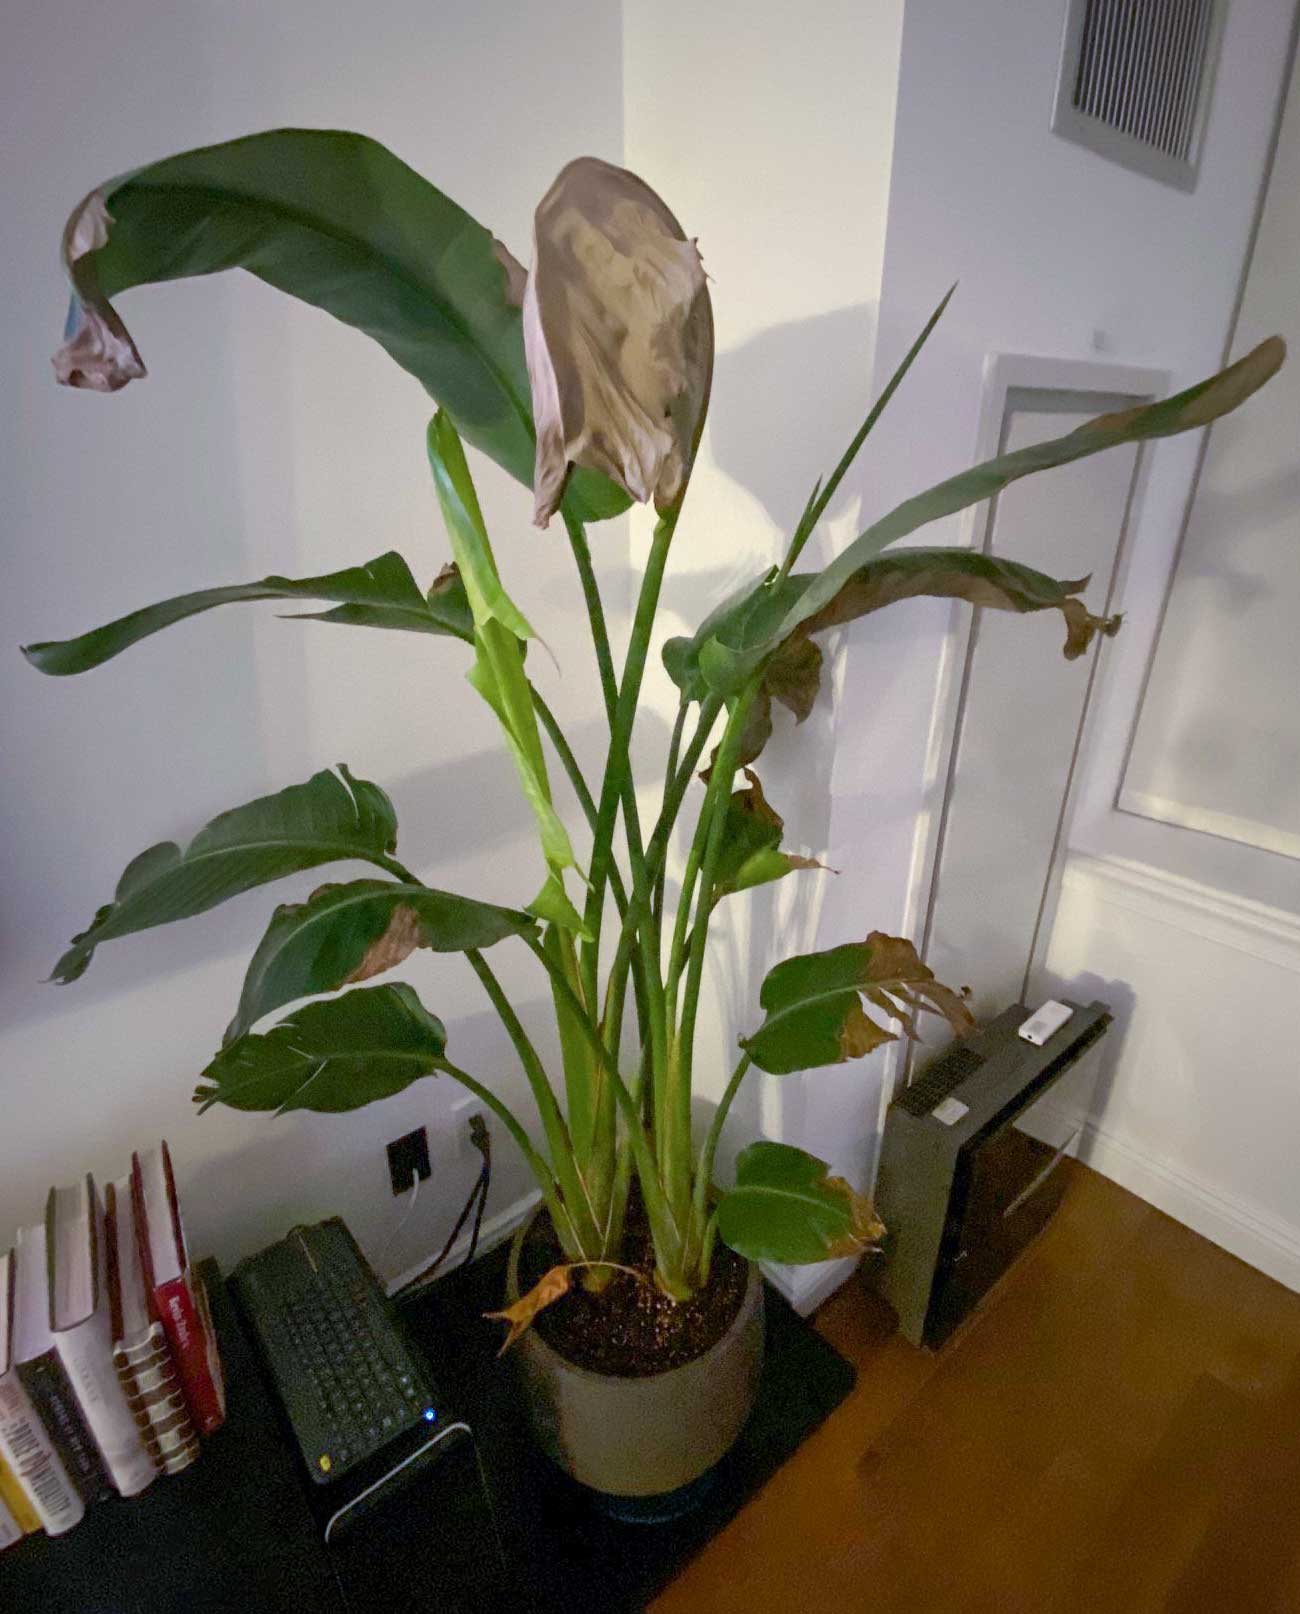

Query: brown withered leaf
[522,156,713,527]
[342,902,424,984]
[801,552,1122,663]
[838,998,895,1060]
[764,634,822,724]
[484,1265,576,1355]
[822,1175,886,1258]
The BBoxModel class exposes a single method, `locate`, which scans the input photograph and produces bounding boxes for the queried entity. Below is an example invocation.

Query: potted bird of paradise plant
[25,129,1283,1509]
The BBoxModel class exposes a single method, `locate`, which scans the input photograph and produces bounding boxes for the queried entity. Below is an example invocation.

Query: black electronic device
[231,1217,472,1541]
[873,999,1111,1349]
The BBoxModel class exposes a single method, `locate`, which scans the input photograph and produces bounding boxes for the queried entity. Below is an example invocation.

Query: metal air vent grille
[1052,0,1225,190]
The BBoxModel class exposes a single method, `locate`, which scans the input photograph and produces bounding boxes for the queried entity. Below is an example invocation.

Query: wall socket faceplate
[386,1127,431,1196]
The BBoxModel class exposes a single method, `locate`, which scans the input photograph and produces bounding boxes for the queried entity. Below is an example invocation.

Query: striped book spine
[0,1450,40,1535]
[0,1375,83,1536]
[113,1324,199,1475]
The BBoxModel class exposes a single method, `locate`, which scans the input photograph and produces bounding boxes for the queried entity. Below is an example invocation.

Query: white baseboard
[762,1254,861,1317]
[385,1190,540,1297]
[1028,1099,1300,1294]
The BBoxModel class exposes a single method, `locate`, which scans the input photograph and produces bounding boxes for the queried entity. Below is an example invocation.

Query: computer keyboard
[232,1218,441,1486]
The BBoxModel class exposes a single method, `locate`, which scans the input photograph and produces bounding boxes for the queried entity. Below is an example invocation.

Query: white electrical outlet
[449,1096,487,1160]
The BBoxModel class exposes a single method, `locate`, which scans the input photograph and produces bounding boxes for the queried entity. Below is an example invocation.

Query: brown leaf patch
[342,902,424,983]
[822,1174,886,1258]
[839,997,895,1059]
[429,561,461,598]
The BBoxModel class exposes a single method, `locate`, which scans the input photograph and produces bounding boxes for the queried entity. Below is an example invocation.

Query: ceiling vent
[1052,0,1226,190]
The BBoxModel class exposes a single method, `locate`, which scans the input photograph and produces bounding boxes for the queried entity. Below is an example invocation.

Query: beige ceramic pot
[504,1209,765,1503]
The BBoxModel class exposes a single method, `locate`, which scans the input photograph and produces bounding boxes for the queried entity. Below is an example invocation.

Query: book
[12,1224,107,1504]
[0,1449,41,1535]
[131,1143,226,1436]
[105,1178,200,1475]
[0,1249,84,1537]
[0,1488,21,1553]
[47,1176,157,1498]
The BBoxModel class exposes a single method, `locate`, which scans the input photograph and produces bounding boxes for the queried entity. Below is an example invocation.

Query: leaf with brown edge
[711,769,830,903]
[715,1141,885,1265]
[742,931,974,1075]
[226,878,535,1043]
[484,1265,575,1354]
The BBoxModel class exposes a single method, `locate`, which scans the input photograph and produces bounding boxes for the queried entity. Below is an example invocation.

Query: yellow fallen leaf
[484,1264,575,1355]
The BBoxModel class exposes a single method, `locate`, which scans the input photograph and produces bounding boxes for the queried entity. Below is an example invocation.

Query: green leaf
[51,766,399,982]
[428,412,583,924]
[680,337,1285,701]
[23,552,469,676]
[742,932,973,1075]
[715,1141,885,1265]
[194,982,447,1115]
[712,770,827,902]
[58,128,628,523]
[228,878,535,1042]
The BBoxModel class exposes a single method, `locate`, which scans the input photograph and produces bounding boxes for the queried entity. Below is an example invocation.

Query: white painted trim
[384,1190,541,1298]
[1116,787,1300,866]
[1060,849,1300,968]
[1027,1095,1300,1294]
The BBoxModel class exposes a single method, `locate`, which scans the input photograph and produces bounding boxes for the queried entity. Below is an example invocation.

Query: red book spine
[151,1276,223,1436]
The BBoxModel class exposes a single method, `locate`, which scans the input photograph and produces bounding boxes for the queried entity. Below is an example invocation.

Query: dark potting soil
[518,1206,749,1378]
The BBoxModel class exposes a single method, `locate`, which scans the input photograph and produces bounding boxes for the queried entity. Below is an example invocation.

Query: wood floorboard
[651,1162,1300,1614]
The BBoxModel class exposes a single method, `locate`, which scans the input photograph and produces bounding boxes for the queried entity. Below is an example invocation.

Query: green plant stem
[371,853,422,885]
[599,692,723,1086]
[433,1057,583,1257]
[531,686,629,918]
[688,1051,752,1272]
[523,932,685,1280]
[667,678,763,1221]
[464,947,601,1253]
[562,511,619,723]
[653,697,689,931]
[580,515,676,1065]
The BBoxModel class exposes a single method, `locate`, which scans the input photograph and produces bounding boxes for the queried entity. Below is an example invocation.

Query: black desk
[3,1246,855,1612]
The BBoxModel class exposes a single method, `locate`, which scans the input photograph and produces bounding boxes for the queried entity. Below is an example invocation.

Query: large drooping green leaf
[427,411,585,932]
[195,982,447,1115]
[715,1141,885,1264]
[51,766,399,982]
[711,770,826,903]
[56,128,628,523]
[227,878,535,1042]
[673,337,1285,703]
[23,552,471,676]
[742,932,973,1075]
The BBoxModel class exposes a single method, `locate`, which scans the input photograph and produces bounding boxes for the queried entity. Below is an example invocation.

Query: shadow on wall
[1034,967,1137,1151]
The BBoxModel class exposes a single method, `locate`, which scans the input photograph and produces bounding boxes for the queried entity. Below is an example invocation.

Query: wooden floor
[652,1162,1300,1614]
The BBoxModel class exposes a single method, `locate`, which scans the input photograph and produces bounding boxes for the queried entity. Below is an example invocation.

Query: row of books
[0,1141,226,1547]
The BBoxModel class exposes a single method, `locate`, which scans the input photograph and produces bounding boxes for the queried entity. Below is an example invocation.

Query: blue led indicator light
[423,1408,437,1422]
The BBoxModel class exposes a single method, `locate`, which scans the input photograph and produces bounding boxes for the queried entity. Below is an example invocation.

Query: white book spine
[54,1312,155,1498]
[0,1489,20,1551]
[0,1371,85,1536]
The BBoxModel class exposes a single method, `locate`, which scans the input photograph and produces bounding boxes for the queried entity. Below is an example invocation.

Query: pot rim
[504,1205,763,1385]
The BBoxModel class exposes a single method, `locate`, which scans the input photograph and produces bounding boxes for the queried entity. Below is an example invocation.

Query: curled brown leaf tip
[522,156,713,527]
[484,1265,575,1354]
[430,561,461,596]
[52,190,146,392]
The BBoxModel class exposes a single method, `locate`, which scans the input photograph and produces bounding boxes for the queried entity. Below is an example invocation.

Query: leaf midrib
[118,177,534,447]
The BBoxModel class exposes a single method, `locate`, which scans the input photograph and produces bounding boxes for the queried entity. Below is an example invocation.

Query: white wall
[810,0,1297,1303]
[0,0,625,1279]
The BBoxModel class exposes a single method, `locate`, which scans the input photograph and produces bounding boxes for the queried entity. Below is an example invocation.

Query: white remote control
[1017,1000,1074,1046]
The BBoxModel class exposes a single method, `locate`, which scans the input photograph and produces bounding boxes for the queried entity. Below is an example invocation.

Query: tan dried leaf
[522,156,713,527]
[764,635,823,724]
[484,1265,576,1354]
[822,1175,886,1259]
[343,902,424,984]
[52,190,147,392]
